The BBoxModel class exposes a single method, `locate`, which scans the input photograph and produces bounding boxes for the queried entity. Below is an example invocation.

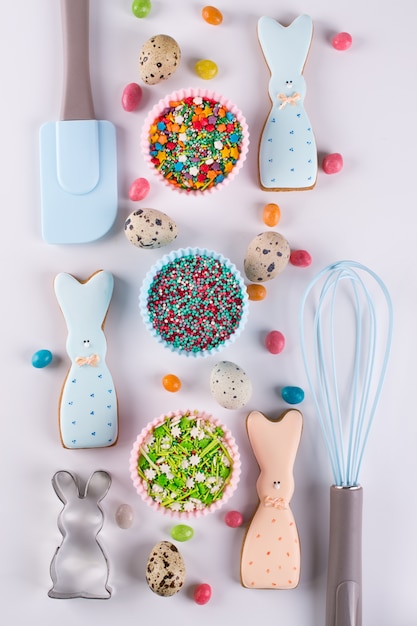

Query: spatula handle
[60,0,95,120]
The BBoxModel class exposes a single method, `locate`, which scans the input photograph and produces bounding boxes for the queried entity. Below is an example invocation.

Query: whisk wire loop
[299,261,393,487]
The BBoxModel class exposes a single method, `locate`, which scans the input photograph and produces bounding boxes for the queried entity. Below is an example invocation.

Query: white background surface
[1,0,416,624]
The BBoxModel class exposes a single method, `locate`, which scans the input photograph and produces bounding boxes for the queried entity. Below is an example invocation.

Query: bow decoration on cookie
[75,354,101,367]
[264,495,289,510]
[277,92,301,109]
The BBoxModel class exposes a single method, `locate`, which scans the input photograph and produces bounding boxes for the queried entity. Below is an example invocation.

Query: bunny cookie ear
[54,270,114,329]
[258,14,313,76]
[247,409,303,468]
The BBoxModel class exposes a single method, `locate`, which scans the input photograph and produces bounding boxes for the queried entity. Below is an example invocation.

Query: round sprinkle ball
[32,349,53,368]
[262,202,281,227]
[195,59,218,80]
[129,177,150,201]
[194,583,212,605]
[322,152,344,174]
[115,503,134,529]
[132,0,151,18]
[225,510,243,528]
[290,250,312,268]
[202,6,223,25]
[265,331,285,355]
[170,524,194,542]
[247,284,267,301]
[281,386,305,405]
[122,82,142,112]
[332,32,352,51]
[162,374,182,392]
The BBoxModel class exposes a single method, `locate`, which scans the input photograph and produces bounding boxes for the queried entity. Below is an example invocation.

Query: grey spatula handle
[60,0,95,120]
[326,485,363,626]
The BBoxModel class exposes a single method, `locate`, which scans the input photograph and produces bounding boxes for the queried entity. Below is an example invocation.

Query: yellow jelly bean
[262,203,281,227]
[195,59,218,80]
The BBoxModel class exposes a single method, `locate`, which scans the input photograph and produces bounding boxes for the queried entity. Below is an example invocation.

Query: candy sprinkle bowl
[129,409,241,519]
[139,247,249,358]
[141,87,249,195]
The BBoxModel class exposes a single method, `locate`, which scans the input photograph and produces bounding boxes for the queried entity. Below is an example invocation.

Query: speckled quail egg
[210,361,252,410]
[124,208,178,249]
[244,231,290,282]
[145,541,186,597]
[139,34,181,85]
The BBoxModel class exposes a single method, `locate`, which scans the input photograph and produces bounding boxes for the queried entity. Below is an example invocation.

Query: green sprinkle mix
[137,411,234,513]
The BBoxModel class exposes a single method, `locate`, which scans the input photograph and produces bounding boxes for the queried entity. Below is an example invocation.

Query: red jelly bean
[194,583,212,605]
[129,177,150,201]
[265,331,285,355]
[225,510,243,528]
[290,250,312,267]
[322,152,343,174]
[122,82,142,112]
[332,32,352,51]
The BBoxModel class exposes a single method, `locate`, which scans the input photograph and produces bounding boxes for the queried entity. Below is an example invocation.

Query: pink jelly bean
[265,331,285,355]
[194,583,212,605]
[290,250,312,268]
[129,177,150,201]
[322,152,343,175]
[225,510,244,528]
[332,32,352,51]
[122,82,142,111]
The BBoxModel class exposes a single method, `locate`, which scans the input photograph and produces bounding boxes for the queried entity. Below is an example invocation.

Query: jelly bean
[290,250,312,268]
[262,202,281,227]
[281,386,305,405]
[194,583,212,605]
[246,284,267,301]
[265,331,285,355]
[225,510,243,528]
[31,349,53,368]
[122,82,142,112]
[129,177,150,201]
[332,32,352,51]
[322,152,343,174]
[170,524,194,542]
[162,373,182,392]
[195,59,218,80]
[202,6,223,25]
[115,503,134,529]
[132,0,151,18]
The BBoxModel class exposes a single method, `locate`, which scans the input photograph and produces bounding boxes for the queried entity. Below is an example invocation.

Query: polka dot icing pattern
[140,248,248,357]
[142,90,249,194]
[129,409,241,518]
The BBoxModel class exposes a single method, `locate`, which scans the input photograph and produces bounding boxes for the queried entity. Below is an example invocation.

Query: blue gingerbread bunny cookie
[258,15,317,191]
[54,270,118,449]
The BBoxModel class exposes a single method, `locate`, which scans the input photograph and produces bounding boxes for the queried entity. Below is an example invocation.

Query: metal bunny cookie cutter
[48,470,112,599]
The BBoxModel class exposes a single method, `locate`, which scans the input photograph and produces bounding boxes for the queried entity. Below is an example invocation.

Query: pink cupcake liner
[141,87,250,195]
[129,409,241,519]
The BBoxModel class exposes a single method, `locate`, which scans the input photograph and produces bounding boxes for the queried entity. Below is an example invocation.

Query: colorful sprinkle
[146,254,245,353]
[147,96,244,192]
[136,411,235,513]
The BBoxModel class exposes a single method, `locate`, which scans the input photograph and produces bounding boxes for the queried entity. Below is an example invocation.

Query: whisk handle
[326,485,363,626]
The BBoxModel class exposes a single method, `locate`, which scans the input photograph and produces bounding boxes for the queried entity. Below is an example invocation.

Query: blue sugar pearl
[32,349,53,369]
[281,385,304,405]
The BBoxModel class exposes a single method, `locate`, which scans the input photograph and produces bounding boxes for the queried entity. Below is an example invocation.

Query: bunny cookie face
[258,15,317,191]
[54,271,118,449]
[241,410,303,589]
[48,470,112,599]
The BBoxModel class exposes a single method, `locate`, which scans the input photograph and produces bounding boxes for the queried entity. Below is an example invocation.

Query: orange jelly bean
[162,374,182,392]
[202,5,223,25]
[262,203,281,227]
[246,284,267,301]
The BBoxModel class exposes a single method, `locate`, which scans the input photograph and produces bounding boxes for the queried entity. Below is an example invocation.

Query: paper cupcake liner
[141,87,250,195]
[129,409,241,519]
[139,247,249,358]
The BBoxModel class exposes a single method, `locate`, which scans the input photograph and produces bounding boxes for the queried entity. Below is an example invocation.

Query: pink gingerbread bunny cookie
[241,409,303,589]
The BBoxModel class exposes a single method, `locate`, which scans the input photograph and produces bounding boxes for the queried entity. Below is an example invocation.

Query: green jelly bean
[132,0,151,18]
[170,524,194,542]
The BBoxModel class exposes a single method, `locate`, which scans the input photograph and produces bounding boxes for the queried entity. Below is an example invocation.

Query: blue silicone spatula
[39,0,118,244]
